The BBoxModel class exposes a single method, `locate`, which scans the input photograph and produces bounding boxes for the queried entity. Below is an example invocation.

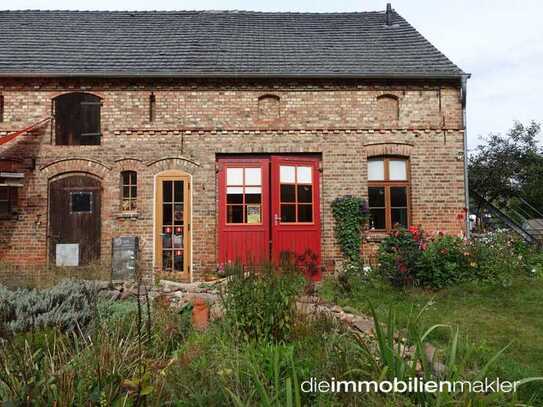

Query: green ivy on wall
[331,196,369,266]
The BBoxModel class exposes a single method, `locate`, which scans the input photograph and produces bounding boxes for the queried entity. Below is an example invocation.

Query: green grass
[321,275,543,400]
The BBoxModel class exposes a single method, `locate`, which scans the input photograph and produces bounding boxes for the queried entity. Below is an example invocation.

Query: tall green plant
[222,264,304,344]
[331,196,369,266]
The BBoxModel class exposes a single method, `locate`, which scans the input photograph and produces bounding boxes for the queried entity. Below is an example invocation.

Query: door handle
[274,214,281,225]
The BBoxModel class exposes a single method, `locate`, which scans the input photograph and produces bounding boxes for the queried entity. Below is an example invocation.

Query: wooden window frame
[120,171,138,211]
[279,164,315,225]
[368,157,411,232]
[225,165,263,226]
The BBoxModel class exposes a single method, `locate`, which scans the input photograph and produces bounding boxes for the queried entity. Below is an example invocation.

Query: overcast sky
[4,0,543,149]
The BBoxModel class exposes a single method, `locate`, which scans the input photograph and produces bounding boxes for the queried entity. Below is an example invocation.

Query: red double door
[218,156,321,277]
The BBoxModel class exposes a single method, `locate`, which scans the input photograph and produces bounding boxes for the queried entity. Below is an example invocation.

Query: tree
[469,121,543,211]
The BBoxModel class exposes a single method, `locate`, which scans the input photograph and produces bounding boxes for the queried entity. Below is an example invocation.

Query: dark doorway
[49,175,101,266]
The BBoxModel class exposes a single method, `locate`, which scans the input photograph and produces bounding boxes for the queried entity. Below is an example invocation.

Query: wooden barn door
[271,156,321,277]
[49,175,101,266]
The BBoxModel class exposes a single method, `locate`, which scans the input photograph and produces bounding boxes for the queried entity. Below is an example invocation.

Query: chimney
[385,3,392,26]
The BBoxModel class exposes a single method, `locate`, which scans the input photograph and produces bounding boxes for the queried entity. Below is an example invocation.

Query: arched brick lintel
[146,156,200,173]
[40,157,111,179]
[365,143,413,158]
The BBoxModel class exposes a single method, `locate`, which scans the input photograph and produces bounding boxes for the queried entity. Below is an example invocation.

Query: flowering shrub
[378,227,537,289]
[378,227,425,287]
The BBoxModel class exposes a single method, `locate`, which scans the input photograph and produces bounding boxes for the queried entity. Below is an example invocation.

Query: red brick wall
[0,78,466,280]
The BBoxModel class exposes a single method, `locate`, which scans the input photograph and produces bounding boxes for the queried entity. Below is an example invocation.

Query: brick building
[0,7,469,281]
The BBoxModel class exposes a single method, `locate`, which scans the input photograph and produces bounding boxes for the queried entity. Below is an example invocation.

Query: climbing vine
[331,196,369,266]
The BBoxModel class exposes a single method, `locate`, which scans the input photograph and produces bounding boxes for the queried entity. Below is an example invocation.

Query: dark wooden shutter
[79,95,101,145]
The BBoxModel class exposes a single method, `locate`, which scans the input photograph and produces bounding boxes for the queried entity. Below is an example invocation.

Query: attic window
[376,94,399,123]
[258,94,280,121]
[54,92,101,145]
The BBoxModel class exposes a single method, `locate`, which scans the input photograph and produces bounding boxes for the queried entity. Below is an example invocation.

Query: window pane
[245,168,261,186]
[280,184,296,202]
[246,205,261,224]
[227,168,243,185]
[391,187,407,207]
[368,159,385,181]
[389,160,407,181]
[174,181,184,202]
[162,228,172,248]
[163,181,173,202]
[227,187,243,204]
[0,188,8,200]
[71,192,92,213]
[174,252,184,272]
[163,204,173,225]
[297,185,312,203]
[280,204,296,222]
[122,185,131,199]
[0,202,9,214]
[244,186,261,194]
[173,231,183,248]
[130,185,137,199]
[392,208,408,228]
[297,166,312,184]
[162,250,172,271]
[174,204,184,225]
[245,191,261,204]
[227,205,244,223]
[122,172,130,185]
[130,172,137,184]
[369,208,386,229]
[368,187,385,207]
[280,166,295,183]
[298,204,313,222]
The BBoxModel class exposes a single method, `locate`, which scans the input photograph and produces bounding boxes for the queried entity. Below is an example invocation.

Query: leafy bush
[468,232,533,286]
[418,235,470,288]
[378,227,539,288]
[222,264,304,343]
[378,227,425,287]
[0,279,97,334]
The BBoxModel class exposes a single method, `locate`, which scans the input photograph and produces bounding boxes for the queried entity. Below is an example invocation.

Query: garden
[1,197,542,405]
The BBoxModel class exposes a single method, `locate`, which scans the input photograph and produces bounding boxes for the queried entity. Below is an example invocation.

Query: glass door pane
[161,179,185,272]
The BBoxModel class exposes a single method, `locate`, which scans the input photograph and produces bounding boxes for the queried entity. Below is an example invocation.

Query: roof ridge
[0,9,387,14]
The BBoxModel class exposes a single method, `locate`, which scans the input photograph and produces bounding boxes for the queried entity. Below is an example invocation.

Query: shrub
[378,227,425,287]
[222,263,304,344]
[468,232,531,286]
[0,279,97,334]
[418,235,470,288]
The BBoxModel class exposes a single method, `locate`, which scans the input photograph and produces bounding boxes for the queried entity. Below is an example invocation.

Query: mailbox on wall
[112,236,139,280]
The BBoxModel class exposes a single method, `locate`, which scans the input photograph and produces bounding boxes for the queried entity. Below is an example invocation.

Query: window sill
[117,211,140,219]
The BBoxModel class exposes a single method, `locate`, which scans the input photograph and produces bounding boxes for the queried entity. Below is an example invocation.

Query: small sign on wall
[56,244,79,267]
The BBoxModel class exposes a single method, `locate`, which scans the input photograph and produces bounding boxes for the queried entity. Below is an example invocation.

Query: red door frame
[217,157,270,266]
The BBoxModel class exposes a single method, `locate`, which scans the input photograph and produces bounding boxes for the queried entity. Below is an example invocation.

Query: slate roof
[0,9,466,78]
